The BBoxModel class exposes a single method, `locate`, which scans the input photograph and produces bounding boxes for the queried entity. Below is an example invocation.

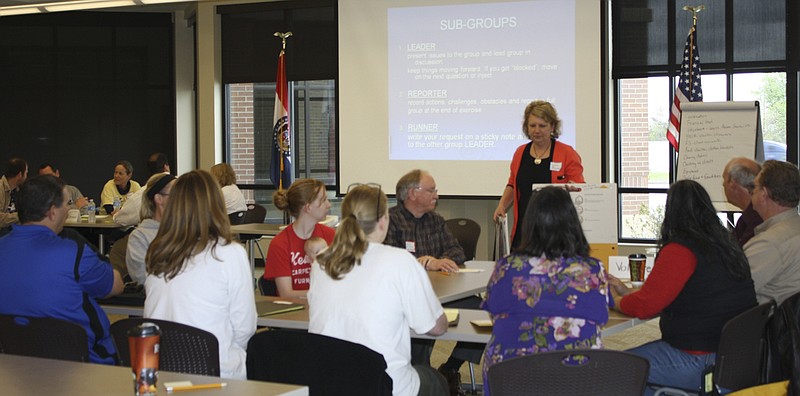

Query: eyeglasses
[346,183,382,219]
[415,186,438,194]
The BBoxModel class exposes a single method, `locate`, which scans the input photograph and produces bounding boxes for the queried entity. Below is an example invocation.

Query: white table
[0,354,308,396]
[64,217,124,255]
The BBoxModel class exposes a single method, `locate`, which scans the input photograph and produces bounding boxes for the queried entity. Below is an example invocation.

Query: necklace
[532,141,552,165]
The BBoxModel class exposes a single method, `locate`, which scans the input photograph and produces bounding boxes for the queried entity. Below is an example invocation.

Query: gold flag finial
[274,31,293,50]
[682,5,705,26]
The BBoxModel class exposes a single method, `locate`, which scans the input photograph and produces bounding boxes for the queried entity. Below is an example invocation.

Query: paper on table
[457,268,485,273]
[80,214,110,220]
[470,319,493,327]
[444,308,459,326]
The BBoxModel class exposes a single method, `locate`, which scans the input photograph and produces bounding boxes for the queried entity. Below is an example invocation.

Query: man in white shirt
[113,152,170,226]
[744,160,800,305]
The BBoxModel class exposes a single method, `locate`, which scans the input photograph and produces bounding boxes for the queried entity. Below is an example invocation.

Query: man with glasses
[744,160,800,305]
[384,169,473,396]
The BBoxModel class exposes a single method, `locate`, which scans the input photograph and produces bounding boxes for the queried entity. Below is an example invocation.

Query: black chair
[487,349,650,396]
[110,318,220,376]
[239,203,268,261]
[653,301,777,396]
[257,277,279,296]
[0,314,89,362]
[766,292,800,396]
[444,217,482,391]
[243,203,267,225]
[445,218,481,260]
[229,210,246,225]
[247,330,392,395]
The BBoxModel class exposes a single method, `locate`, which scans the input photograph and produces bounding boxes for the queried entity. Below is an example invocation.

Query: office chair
[257,277,279,296]
[111,318,220,376]
[653,301,777,396]
[445,218,481,260]
[488,349,650,396]
[229,210,246,225]
[247,329,392,395]
[239,203,268,261]
[0,314,89,362]
[444,217,482,392]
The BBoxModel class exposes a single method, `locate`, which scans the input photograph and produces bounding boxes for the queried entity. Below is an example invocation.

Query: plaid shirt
[384,204,466,266]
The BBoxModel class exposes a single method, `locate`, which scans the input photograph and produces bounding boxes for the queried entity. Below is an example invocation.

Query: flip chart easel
[676,101,763,211]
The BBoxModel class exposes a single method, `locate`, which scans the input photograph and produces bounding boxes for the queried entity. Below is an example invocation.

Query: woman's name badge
[405,241,416,253]
[550,162,562,172]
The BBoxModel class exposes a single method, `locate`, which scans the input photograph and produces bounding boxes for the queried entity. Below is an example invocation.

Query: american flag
[667,26,703,152]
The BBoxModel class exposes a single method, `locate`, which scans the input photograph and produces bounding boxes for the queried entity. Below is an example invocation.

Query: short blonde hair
[522,100,562,139]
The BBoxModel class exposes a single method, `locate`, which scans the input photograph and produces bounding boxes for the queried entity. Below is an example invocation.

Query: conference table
[101,260,642,343]
[0,353,308,396]
[64,215,125,255]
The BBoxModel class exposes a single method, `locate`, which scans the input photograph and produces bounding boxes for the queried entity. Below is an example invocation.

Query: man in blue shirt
[0,175,124,364]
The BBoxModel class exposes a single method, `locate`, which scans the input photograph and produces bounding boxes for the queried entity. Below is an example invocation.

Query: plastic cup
[628,253,647,287]
[128,322,160,395]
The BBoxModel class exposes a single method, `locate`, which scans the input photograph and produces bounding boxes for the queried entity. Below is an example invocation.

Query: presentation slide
[338,0,601,197]
[388,1,576,161]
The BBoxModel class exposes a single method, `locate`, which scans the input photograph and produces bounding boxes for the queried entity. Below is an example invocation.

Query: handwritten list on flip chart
[676,102,761,210]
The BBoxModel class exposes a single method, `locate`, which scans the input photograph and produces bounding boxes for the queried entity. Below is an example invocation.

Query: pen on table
[438,271,451,276]
[167,383,227,392]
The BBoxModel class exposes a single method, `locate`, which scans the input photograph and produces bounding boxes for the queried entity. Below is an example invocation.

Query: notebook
[444,308,459,326]
[256,300,305,317]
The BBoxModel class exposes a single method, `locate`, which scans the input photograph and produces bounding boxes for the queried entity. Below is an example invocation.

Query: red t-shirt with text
[264,224,335,290]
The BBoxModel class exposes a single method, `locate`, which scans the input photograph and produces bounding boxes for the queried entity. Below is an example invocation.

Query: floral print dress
[480,254,610,395]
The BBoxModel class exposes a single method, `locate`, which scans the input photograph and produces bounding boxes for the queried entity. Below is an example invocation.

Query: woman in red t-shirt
[264,178,335,297]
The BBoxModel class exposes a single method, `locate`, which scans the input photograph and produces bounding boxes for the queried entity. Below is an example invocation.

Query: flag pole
[272,31,293,225]
[667,5,705,153]
[681,6,703,95]
[682,5,705,27]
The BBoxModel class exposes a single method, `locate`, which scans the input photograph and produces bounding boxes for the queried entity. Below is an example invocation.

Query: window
[219,1,337,221]
[612,0,795,242]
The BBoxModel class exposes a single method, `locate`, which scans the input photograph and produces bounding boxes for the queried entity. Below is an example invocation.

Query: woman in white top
[308,184,449,396]
[125,173,176,285]
[210,163,247,214]
[143,170,256,380]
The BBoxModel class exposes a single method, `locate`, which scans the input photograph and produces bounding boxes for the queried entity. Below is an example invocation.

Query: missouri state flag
[270,48,292,190]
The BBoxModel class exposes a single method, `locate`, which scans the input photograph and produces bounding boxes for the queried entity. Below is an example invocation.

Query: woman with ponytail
[308,184,449,396]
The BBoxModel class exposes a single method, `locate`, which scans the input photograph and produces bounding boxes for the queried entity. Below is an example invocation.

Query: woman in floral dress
[481,186,610,395]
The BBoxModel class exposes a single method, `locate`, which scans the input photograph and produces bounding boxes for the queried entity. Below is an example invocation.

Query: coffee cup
[128,322,160,395]
[628,253,647,287]
[67,209,80,223]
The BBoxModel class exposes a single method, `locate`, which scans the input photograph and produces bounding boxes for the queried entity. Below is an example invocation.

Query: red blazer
[506,140,584,242]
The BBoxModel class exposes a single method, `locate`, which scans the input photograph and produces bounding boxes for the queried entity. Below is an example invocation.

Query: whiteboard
[532,183,618,244]
[676,101,762,211]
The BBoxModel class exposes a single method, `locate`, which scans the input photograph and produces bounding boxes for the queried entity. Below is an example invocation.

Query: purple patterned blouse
[480,254,610,396]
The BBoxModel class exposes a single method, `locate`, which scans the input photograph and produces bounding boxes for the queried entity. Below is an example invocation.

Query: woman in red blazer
[493,100,585,249]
